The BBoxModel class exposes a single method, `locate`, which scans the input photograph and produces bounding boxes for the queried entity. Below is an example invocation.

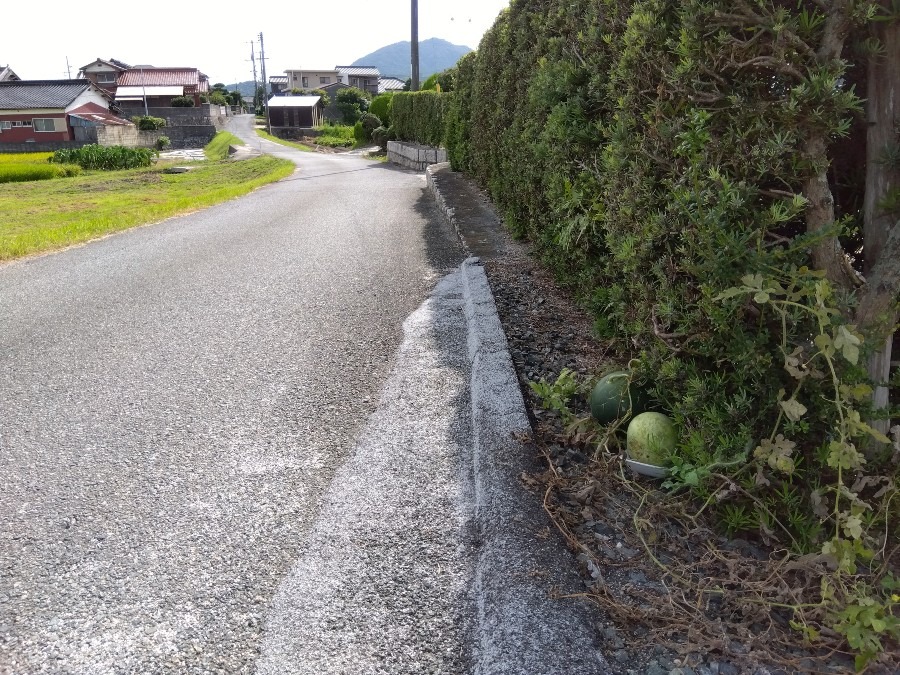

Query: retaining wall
[0,141,89,153]
[387,141,447,171]
[96,125,216,149]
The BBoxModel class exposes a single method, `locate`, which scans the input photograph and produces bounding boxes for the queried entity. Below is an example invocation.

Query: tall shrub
[446,1,900,662]
[392,91,448,147]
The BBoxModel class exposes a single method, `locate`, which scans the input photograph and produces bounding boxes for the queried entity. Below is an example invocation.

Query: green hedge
[441,0,897,564]
[439,1,900,663]
[391,91,449,147]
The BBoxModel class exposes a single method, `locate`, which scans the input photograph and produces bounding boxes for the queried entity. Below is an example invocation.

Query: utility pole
[249,41,259,115]
[410,0,419,91]
[259,32,271,133]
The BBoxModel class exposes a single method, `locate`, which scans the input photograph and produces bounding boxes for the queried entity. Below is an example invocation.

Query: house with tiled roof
[284,69,339,93]
[0,80,126,145]
[336,66,380,96]
[378,77,406,94]
[114,67,210,109]
[269,75,288,95]
[0,65,21,82]
[78,58,131,95]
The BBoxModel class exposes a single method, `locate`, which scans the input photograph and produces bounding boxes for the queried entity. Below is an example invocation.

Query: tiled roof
[0,80,90,110]
[0,65,20,82]
[378,77,406,93]
[118,68,205,88]
[68,102,132,126]
[336,66,380,77]
[78,58,130,72]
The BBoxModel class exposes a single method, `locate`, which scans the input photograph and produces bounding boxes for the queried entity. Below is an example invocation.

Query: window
[301,77,309,88]
[319,76,330,84]
[96,72,116,84]
[33,119,57,132]
[0,121,10,130]
[11,120,31,127]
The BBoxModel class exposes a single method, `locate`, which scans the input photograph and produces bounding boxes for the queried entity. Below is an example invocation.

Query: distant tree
[422,69,454,93]
[227,90,243,107]
[309,88,330,107]
[212,82,228,93]
[369,93,394,126]
[335,87,370,124]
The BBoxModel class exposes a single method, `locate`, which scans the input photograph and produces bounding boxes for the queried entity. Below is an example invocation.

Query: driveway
[0,117,467,673]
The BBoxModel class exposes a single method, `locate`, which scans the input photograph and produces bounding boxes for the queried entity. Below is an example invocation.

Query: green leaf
[713,286,745,301]
[780,398,807,422]
[833,325,862,365]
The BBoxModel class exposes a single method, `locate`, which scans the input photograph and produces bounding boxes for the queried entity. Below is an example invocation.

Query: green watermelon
[626,412,676,465]
[590,371,644,423]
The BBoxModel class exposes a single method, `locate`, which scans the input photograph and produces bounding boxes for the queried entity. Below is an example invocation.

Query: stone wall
[96,125,217,149]
[387,141,447,171]
[118,104,227,128]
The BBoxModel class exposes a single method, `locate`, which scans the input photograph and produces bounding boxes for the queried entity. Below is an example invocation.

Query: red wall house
[0,112,71,142]
[0,80,111,145]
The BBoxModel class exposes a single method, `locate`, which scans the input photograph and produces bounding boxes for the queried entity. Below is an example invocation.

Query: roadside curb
[458,255,611,675]
[426,162,459,242]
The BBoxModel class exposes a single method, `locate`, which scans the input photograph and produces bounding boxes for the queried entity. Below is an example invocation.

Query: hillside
[351,37,471,80]
[224,81,258,97]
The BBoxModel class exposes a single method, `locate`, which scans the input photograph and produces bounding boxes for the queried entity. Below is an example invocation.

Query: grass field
[204,131,245,161]
[315,125,355,148]
[255,129,313,152]
[0,152,53,164]
[0,152,82,184]
[0,155,294,261]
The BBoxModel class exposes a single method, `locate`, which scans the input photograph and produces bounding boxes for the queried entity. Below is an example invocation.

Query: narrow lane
[0,119,465,673]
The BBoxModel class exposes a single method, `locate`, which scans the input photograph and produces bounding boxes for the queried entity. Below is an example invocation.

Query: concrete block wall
[387,141,448,171]
[96,126,216,150]
[0,141,89,153]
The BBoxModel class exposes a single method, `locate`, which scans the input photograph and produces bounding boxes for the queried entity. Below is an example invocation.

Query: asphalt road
[0,118,467,673]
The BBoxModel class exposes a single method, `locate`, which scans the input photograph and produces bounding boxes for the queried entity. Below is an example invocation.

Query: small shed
[267,95,323,129]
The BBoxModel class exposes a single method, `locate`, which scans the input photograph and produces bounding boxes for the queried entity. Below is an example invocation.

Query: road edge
[455,255,612,672]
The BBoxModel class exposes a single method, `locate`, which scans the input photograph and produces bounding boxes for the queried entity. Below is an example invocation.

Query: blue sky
[4,0,510,85]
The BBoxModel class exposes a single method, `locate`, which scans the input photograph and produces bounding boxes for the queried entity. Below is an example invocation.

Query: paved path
[0,118,467,673]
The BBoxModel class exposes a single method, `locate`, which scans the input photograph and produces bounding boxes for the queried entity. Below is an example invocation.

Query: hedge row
[391,91,448,147]
[400,0,898,562]
[433,1,900,663]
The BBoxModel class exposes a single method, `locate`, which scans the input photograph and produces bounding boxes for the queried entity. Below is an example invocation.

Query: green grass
[0,152,53,164]
[255,129,312,151]
[0,156,294,260]
[0,163,81,183]
[315,124,355,148]
[204,131,245,161]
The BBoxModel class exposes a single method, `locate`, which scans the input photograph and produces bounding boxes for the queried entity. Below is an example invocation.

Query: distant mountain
[351,38,472,80]
[225,81,259,97]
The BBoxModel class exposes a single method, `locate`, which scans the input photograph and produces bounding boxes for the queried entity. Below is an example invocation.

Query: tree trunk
[804,3,860,290]
[862,5,900,437]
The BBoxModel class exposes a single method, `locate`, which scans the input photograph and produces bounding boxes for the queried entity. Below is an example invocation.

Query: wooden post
[863,4,900,437]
